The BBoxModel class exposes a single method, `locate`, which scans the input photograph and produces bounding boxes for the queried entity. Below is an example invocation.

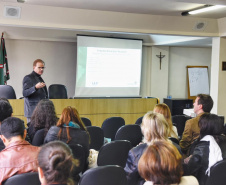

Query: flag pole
[0,32,10,85]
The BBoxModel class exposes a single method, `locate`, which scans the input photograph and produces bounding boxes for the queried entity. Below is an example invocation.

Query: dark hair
[33,59,45,66]
[57,106,87,143]
[138,141,183,185]
[0,100,13,122]
[199,113,224,139]
[197,94,213,113]
[0,117,25,139]
[0,97,9,103]
[31,99,58,137]
[38,141,78,184]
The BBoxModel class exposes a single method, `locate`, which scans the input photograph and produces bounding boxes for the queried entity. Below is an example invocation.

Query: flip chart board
[187,66,209,98]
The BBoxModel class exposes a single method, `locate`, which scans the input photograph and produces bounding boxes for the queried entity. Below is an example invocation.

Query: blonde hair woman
[153,103,178,139]
[124,112,182,185]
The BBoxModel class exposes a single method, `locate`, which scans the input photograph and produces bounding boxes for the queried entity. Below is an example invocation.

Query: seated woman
[185,113,226,185]
[124,111,182,185]
[44,106,90,159]
[27,99,58,142]
[138,141,198,185]
[38,141,79,185]
[153,103,178,139]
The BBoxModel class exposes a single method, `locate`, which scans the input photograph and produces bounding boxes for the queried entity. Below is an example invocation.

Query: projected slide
[75,36,142,97]
[86,47,140,87]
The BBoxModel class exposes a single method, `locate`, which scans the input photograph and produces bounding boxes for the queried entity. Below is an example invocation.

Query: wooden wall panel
[9,98,158,127]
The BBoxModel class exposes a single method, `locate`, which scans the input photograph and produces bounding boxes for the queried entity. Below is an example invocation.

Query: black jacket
[124,141,182,185]
[44,126,90,159]
[187,135,226,185]
[23,71,48,117]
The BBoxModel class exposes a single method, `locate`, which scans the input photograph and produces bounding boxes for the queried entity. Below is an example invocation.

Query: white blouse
[143,176,199,185]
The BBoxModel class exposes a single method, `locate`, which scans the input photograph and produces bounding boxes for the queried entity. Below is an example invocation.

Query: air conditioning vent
[193,21,207,31]
[4,6,21,19]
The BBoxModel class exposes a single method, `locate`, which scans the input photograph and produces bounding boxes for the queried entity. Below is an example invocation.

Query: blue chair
[101,117,125,141]
[87,126,104,150]
[48,84,68,99]
[81,117,92,127]
[115,124,143,147]
[134,116,143,125]
[97,140,132,168]
[0,85,16,99]
[205,160,226,185]
[31,128,45,146]
[79,165,127,185]
[3,172,40,185]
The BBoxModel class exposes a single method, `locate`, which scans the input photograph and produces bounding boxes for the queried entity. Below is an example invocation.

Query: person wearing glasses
[23,59,48,122]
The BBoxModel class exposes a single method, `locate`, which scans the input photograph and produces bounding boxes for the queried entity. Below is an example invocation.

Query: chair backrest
[3,172,40,185]
[134,116,143,125]
[48,84,68,99]
[172,115,191,138]
[97,140,132,168]
[31,128,45,146]
[87,126,104,151]
[68,144,86,175]
[101,117,125,141]
[115,124,143,147]
[81,117,92,127]
[205,160,226,185]
[79,165,127,185]
[0,85,16,99]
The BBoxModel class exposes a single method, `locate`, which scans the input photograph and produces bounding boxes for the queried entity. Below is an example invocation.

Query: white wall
[150,46,169,103]
[216,38,226,118]
[168,47,212,99]
[140,46,152,96]
[4,39,212,102]
[6,39,77,98]
[210,38,221,114]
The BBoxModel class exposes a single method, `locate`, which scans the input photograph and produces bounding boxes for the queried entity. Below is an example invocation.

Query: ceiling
[4,0,226,19]
[1,0,225,47]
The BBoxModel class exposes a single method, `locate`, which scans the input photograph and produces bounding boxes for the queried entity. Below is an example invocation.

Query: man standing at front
[179,94,213,154]
[23,59,48,122]
[0,117,39,184]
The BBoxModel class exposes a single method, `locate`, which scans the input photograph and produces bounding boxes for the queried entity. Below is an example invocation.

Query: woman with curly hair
[44,106,90,159]
[38,141,79,185]
[27,99,58,142]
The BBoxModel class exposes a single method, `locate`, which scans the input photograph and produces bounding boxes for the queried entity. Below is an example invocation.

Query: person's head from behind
[153,103,176,137]
[57,106,85,130]
[0,97,10,103]
[31,99,57,132]
[193,94,213,114]
[0,99,13,122]
[138,141,183,185]
[141,112,169,144]
[199,113,223,139]
[38,141,78,185]
[0,117,26,146]
[57,106,87,143]
[153,103,172,124]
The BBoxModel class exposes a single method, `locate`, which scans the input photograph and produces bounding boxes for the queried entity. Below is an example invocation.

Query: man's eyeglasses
[38,67,45,69]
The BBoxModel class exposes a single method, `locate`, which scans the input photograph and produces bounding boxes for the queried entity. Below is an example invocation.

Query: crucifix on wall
[156,52,165,70]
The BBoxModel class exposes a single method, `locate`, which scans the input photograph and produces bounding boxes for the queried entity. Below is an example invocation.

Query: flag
[0,33,10,85]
